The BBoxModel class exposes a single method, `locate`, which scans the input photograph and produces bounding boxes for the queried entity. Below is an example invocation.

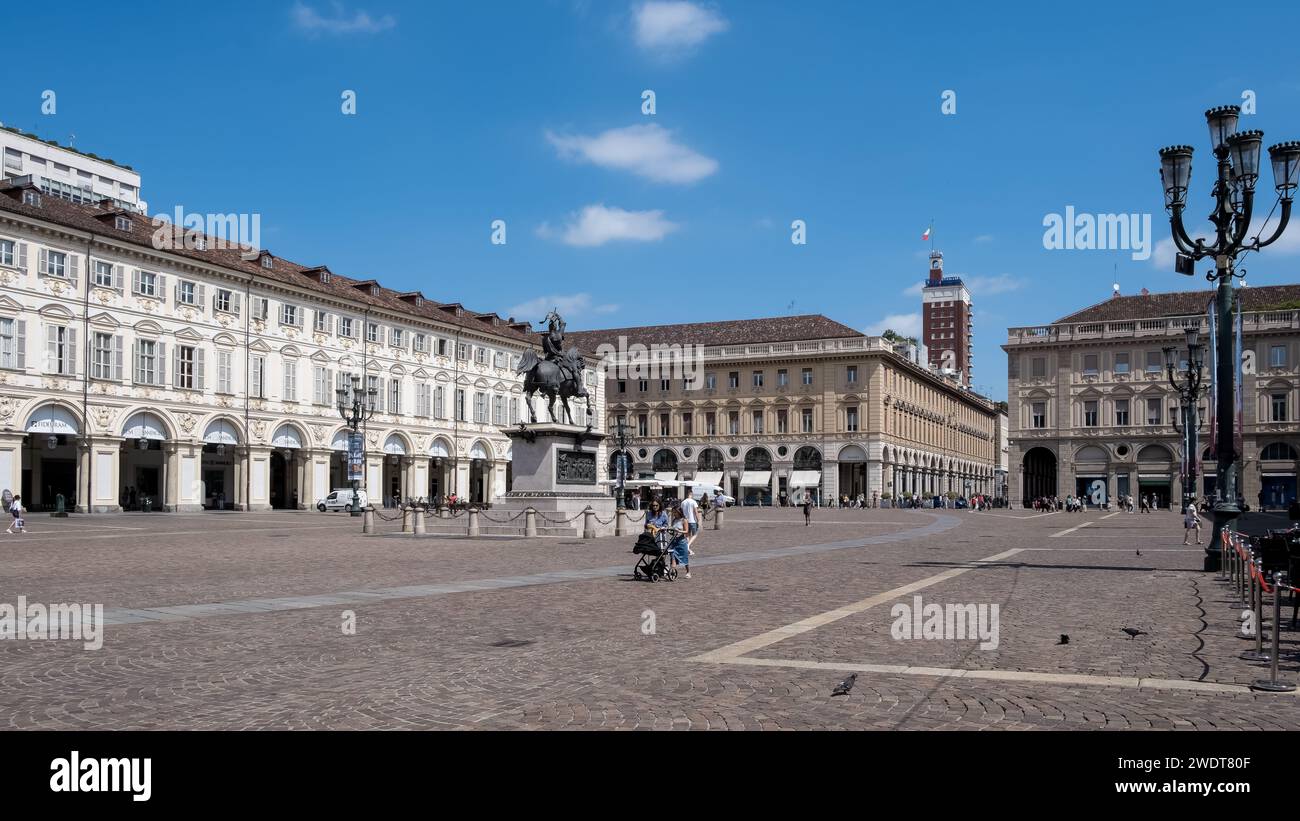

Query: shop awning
[740,470,772,487]
[789,470,821,488]
[654,471,679,483]
[692,471,723,488]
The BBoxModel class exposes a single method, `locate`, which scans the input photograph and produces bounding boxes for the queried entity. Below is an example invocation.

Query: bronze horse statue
[516,346,592,425]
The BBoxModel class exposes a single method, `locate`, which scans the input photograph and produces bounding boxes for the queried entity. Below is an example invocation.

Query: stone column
[0,432,22,503]
[162,442,177,512]
[233,446,246,510]
[89,437,123,513]
[247,445,273,511]
[77,437,93,513]
[301,449,317,510]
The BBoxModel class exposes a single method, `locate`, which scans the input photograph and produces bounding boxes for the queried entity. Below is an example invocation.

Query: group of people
[642,493,703,580]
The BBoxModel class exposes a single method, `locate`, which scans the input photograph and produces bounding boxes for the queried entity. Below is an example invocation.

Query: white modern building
[0,177,602,512]
[1,126,145,213]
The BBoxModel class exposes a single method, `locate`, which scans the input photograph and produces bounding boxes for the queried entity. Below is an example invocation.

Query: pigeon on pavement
[1057,634,1069,645]
[1122,627,1148,640]
[831,673,857,696]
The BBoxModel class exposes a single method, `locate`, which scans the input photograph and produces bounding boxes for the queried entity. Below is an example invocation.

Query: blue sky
[4,0,1299,399]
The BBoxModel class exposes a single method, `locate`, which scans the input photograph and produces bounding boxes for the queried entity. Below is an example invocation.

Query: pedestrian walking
[801,492,812,526]
[6,494,25,534]
[680,491,700,555]
[1182,504,1202,545]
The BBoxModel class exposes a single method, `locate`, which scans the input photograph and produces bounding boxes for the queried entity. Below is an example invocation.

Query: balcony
[1007,310,1300,346]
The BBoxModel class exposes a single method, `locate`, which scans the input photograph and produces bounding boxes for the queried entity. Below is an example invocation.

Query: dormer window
[22,191,40,207]
[114,215,131,231]
[320,271,331,283]
[194,237,208,251]
[370,285,379,296]
[260,254,273,269]
[415,296,424,307]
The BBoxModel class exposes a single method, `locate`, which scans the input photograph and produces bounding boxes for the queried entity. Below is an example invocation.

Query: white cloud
[546,124,717,185]
[507,293,620,323]
[866,313,922,337]
[633,1,729,52]
[291,2,395,35]
[902,281,924,296]
[973,234,995,244]
[538,204,679,247]
[900,273,1023,296]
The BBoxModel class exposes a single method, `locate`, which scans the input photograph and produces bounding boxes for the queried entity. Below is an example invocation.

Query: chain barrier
[624,510,646,523]
[478,509,529,524]
[593,512,618,525]
[536,509,589,525]
[371,507,405,522]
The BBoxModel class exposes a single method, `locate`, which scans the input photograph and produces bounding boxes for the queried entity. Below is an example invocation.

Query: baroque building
[1004,284,1300,509]
[569,315,997,505]
[0,177,603,512]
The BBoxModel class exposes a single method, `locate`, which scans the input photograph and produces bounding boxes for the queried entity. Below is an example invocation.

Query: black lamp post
[1164,328,1206,513]
[1160,106,1300,570]
[610,417,634,510]
[335,375,377,517]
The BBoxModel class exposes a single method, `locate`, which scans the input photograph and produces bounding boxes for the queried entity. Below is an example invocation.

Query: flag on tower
[921,224,932,241]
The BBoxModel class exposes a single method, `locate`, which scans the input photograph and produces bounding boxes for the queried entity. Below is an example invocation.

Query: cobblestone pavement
[3,506,1300,730]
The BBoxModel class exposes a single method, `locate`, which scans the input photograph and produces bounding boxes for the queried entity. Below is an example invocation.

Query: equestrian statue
[516,309,592,425]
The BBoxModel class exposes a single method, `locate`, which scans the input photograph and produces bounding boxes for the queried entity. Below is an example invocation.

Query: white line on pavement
[689,547,1025,663]
[1049,521,1094,538]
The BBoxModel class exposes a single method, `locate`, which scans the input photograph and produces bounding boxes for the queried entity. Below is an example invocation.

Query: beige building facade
[570,316,998,505]
[1004,285,1300,509]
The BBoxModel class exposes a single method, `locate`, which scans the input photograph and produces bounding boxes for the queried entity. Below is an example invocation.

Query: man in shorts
[680,491,700,555]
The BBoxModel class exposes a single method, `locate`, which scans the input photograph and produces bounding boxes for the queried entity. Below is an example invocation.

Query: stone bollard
[582,506,596,539]
[714,507,725,530]
[525,508,537,538]
[615,509,628,537]
[414,507,426,535]
[438,505,448,519]
[401,505,413,534]
[362,506,375,535]
[468,507,480,538]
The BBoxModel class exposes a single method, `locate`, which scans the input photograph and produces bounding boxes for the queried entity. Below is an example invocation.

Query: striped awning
[654,471,679,483]
[692,471,724,488]
[789,470,821,488]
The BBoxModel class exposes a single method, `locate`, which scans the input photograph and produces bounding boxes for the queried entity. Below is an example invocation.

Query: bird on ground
[831,673,857,696]
[1121,627,1148,640]
[1057,634,1069,645]
[1136,549,1142,556]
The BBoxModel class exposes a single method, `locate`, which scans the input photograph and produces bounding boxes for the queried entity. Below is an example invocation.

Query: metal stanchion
[401,504,413,534]
[468,508,480,537]
[413,506,426,535]
[1252,571,1297,692]
[1236,540,1249,609]
[582,506,595,539]
[1216,531,1230,582]
[1243,557,1270,660]
[525,508,537,538]
[362,506,375,535]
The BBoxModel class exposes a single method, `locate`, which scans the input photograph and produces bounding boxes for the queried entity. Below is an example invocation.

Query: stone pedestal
[490,422,616,537]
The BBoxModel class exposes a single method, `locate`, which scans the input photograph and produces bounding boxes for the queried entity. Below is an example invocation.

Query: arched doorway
[23,404,80,512]
[652,448,679,481]
[468,441,491,504]
[201,418,240,510]
[1260,442,1300,509]
[269,423,305,509]
[329,430,350,491]
[838,444,867,503]
[121,411,169,511]
[428,437,453,503]
[792,446,823,505]
[1136,444,1174,509]
[741,447,773,506]
[1073,445,1109,504]
[1022,446,1057,504]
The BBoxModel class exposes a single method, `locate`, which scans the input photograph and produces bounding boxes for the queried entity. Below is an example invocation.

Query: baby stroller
[632,526,680,582]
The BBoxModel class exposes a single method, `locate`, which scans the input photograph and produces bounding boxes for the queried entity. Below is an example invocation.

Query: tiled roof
[1054,284,1300,324]
[0,184,538,343]
[566,314,864,351]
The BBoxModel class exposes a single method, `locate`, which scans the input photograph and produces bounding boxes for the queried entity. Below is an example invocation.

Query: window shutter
[45,325,56,372]
[15,320,25,370]
[196,285,206,310]
[232,293,241,315]
[132,341,140,383]
[66,327,76,374]
[38,248,48,275]
[16,243,27,274]
[132,268,141,294]
[328,314,335,335]
[67,254,79,286]
[113,335,123,381]
[173,345,181,387]
[156,274,167,301]
[113,264,124,291]
[196,348,205,390]
[173,281,180,304]
[157,341,167,386]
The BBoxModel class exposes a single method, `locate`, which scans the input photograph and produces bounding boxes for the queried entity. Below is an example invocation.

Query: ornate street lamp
[609,417,634,510]
[1164,327,1206,513]
[335,375,377,517]
[1159,105,1300,569]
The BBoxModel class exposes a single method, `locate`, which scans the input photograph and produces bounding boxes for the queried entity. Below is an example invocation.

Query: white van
[317,488,368,512]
